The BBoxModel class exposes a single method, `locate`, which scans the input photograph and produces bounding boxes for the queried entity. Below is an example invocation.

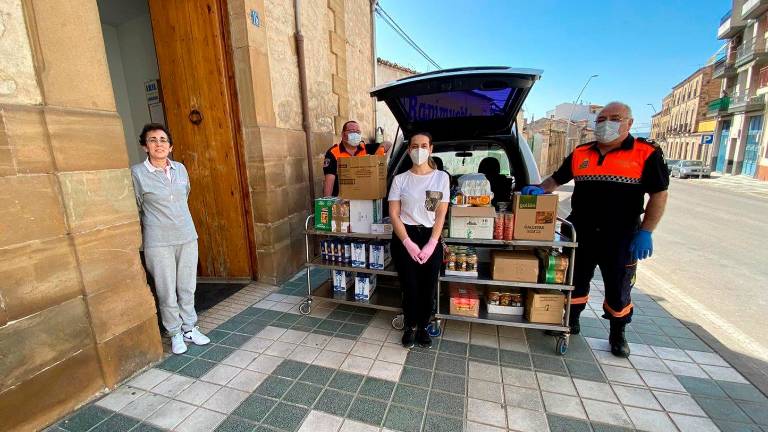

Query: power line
[375,4,441,69]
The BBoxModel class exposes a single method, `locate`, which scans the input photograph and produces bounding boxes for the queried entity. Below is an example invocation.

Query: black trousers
[569,219,638,324]
[391,225,443,328]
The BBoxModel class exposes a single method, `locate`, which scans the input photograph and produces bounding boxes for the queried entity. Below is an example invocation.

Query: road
[557,177,768,388]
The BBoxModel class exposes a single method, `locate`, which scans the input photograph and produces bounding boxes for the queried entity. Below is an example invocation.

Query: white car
[671,160,711,178]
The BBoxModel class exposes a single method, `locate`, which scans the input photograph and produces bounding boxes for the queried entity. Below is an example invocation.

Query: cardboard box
[512,193,558,240]
[355,274,377,300]
[449,206,496,239]
[349,199,383,233]
[332,200,350,233]
[491,250,539,283]
[487,304,524,316]
[332,270,352,293]
[371,222,393,235]
[368,242,391,270]
[525,290,565,324]
[338,155,387,199]
[314,197,336,231]
[448,283,480,318]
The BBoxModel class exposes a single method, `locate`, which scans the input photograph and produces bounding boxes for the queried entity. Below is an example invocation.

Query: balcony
[728,93,765,113]
[718,10,746,40]
[712,57,737,79]
[735,38,768,67]
[707,97,731,117]
[741,0,768,20]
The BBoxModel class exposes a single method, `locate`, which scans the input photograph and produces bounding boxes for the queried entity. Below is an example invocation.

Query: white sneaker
[171,333,187,354]
[183,327,210,346]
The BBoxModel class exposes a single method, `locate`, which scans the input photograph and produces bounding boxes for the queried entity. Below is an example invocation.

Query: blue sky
[375,0,729,133]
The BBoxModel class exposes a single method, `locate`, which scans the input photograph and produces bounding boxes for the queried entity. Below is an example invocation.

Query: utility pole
[566,74,598,153]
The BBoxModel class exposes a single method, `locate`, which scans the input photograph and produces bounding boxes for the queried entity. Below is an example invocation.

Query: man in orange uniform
[322,120,386,197]
[525,102,669,358]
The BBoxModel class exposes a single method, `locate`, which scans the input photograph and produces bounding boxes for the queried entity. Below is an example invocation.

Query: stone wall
[228,0,375,284]
[0,1,163,430]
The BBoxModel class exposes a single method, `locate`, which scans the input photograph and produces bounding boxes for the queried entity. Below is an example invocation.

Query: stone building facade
[0,0,376,430]
[523,117,595,177]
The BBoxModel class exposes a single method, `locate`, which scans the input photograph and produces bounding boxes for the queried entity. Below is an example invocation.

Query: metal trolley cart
[301,215,405,330]
[436,217,577,355]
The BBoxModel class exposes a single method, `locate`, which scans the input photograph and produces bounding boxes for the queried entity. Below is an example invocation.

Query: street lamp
[566,74,599,152]
[647,103,657,113]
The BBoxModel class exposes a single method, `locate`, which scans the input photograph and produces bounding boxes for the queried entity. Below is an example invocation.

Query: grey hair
[603,101,633,119]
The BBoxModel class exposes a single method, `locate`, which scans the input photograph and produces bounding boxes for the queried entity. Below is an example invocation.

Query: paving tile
[296,410,344,432]
[585,337,611,352]
[279,329,308,344]
[220,333,253,348]
[718,381,768,403]
[427,390,465,418]
[238,322,267,336]
[499,349,532,368]
[347,396,387,426]
[157,354,195,373]
[273,359,309,379]
[404,351,436,370]
[580,326,609,339]
[438,339,469,356]
[601,365,644,386]
[327,370,364,393]
[469,344,499,362]
[241,337,273,353]
[262,402,309,432]
[431,371,466,395]
[465,421,506,432]
[359,377,396,401]
[654,391,706,416]
[203,387,249,414]
[258,326,288,340]
[694,396,753,423]
[202,364,242,385]
[506,407,549,432]
[338,323,366,337]
[145,400,196,429]
[702,364,749,383]
[339,419,379,432]
[247,354,283,374]
[531,354,567,375]
[383,404,425,432]
[150,373,195,398]
[582,399,632,427]
[502,366,537,389]
[255,375,294,399]
[351,341,382,359]
[542,391,587,419]
[630,355,670,373]
[200,345,237,362]
[589,424,635,432]
[673,337,714,352]
[664,359,709,378]
[368,360,404,382]
[593,349,633,368]
[504,384,543,411]
[128,369,174,391]
[377,346,408,364]
[178,358,219,379]
[669,413,720,432]
[318,320,345,334]
[392,384,429,409]
[468,361,502,383]
[228,370,268,392]
[213,416,256,432]
[121,393,169,420]
[95,386,146,411]
[573,379,618,403]
[624,406,678,432]
[500,336,530,353]
[468,378,503,403]
[315,389,354,417]
[288,346,321,364]
[685,350,729,367]
[565,359,606,382]
[678,376,728,398]
[296,364,334,387]
[313,350,348,369]
[422,412,463,432]
[546,414,591,432]
[284,381,324,407]
[466,398,506,428]
[174,381,221,406]
[301,333,332,350]
[233,394,278,422]
[737,401,768,426]
[89,413,140,432]
[59,405,113,431]
[340,355,374,375]
[638,370,686,392]
[612,385,662,410]
[640,333,677,348]
[625,342,657,358]
[435,354,467,376]
[125,422,167,432]
[264,341,298,358]
[223,350,261,368]
[536,372,577,396]
[653,346,693,362]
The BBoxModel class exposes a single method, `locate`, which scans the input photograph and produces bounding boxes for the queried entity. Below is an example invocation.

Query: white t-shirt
[388,169,450,227]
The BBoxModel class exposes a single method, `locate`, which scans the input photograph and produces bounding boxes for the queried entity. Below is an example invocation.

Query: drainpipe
[295,0,316,203]
[371,0,378,136]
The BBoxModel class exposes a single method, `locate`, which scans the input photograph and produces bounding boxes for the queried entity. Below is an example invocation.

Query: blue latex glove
[521,185,545,195]
[630,229,653,261]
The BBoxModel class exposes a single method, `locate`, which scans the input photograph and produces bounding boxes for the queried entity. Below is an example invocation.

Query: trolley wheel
[556,336,569,355]
[299,300,312,316]
[392,314,405,330]
[427,320,442,337]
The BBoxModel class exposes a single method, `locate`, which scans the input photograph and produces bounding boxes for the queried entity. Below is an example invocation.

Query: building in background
[649,65,721,163]
[708,0,768,180]
[523,117,595,177]
[546,102,602,123]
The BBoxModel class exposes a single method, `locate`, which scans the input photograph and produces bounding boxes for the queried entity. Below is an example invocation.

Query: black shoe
[416,327,432,348]
[402,327,416,348]
[609,322,631,358]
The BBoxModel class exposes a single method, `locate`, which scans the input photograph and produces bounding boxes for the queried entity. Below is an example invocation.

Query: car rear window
[683,160,702,166]
[434,150,511,176]
[397,88,517,122]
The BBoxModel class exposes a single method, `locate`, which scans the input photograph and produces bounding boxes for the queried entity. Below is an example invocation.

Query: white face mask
[346,132,362,146]
[409,148,430,166]
[595,120,623,143]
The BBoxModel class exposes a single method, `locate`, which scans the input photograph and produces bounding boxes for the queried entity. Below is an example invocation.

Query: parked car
[666,158,680,170]
[371,67,543,205]
[670,160,711,178]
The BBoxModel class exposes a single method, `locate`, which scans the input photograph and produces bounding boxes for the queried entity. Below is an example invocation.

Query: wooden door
[148,0,254,278]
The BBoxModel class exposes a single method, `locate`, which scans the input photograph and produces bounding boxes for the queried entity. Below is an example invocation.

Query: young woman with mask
[388,132,450,348]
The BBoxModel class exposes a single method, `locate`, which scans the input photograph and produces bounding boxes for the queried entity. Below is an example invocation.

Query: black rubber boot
[609,322,631,358]
[402,327,416,348]
[416,327,432,348]
[546,308,581,336]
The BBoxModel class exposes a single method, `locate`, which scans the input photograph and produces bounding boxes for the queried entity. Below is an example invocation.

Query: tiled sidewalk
[47,270,768,432]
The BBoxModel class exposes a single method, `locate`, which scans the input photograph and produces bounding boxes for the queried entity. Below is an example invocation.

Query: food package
[487,288,525,315]
[355,274,377,300]
[525,289,565,324]
[314,197,336,231]
[536,250,569,284]
[351,240,368,268]
[491,250,539,283]
[512,193,558,240]
[368,241,391,270]
[448,283,480,318]
[457,173,493,206]
[332,270,352,293]
[332,200,350,233]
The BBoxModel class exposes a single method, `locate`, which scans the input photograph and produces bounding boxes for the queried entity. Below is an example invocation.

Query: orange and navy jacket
[323,142,385,196]
[551,135,669,230]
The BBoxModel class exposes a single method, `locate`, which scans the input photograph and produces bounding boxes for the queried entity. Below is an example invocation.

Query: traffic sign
[701,134,714,145]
